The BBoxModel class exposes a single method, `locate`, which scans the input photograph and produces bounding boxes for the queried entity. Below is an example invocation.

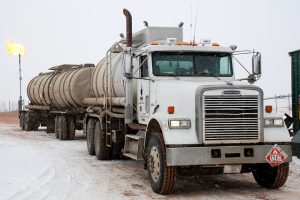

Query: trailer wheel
[252,162,289,189]
[58,116,68,140]
[20,112,26,130]
[147,132,176,194]
[87,119,95,155]
[94,121,110,160]
[46,116,55,133]
[54,116,59,138]
[68,117,76,140]
[24,113,31,131]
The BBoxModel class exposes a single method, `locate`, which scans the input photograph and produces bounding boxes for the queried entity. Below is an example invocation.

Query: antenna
[193,0,199,44]
[190,3,193,43]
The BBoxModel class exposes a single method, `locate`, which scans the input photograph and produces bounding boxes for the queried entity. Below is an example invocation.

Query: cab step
[123,131,145,160]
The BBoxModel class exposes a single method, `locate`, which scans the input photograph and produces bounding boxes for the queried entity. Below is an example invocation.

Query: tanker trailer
[84,9,291,194]
[20,63,94,140]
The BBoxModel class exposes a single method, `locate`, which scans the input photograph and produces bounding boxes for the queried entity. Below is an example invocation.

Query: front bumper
[166,144,292,166]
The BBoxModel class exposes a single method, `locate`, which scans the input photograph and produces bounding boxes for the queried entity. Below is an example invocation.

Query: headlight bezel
[168,119,191,129]
[264,117,284,127]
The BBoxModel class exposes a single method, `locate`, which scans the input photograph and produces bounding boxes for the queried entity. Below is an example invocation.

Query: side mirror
[252,52,261,75]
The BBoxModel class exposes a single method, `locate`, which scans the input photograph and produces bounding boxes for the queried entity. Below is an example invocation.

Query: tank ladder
[104,49,113,147]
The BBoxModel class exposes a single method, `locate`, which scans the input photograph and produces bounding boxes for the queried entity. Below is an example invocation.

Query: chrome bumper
[166,144,292,166]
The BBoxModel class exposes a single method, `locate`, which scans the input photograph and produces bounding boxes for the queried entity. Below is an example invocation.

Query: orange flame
[6,41,26,56]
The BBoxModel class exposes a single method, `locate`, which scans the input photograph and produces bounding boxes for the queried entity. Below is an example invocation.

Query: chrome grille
[204,95,259,141]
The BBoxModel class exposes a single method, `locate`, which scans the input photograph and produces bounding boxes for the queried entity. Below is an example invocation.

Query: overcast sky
[1,0,300,105]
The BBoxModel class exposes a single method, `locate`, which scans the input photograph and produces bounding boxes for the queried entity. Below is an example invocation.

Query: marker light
[151,40,159,45]
[168,106,175,114]
[211,42,220,46]
[265,105,272,113]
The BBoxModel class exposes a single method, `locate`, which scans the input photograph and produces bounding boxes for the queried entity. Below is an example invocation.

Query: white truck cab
[85,11,292,194]
[127,26,291,194]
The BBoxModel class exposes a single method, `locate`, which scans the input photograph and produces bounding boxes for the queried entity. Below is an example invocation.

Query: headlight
[264,118,284,127]
[169,119,191,129]
[274,118,284,126]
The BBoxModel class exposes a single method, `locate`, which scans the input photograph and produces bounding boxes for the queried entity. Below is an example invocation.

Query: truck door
[137,55,150,124]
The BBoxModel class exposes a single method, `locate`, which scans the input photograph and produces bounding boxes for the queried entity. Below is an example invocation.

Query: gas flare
[6,41,25,56]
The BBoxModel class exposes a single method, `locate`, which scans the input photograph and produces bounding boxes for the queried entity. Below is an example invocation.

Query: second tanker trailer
[21,63,94,140]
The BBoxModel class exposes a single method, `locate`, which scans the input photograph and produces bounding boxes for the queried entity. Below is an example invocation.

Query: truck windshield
[152,52,232,77]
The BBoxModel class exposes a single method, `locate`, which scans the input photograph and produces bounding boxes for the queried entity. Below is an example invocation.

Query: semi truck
[22,9,292,194]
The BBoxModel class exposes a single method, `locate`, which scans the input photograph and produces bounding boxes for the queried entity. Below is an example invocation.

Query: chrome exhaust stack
[123,8,133,124]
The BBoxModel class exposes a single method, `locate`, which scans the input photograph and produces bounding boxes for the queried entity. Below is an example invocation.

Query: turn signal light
[168,106,175,114]
[265,105,272,113]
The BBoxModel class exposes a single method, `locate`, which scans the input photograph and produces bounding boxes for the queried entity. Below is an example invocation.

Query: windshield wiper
[204,73,233,86]
[163,72,180,80]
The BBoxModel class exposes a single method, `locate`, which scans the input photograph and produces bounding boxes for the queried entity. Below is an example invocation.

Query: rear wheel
[68,117,76,140]
[54,116,59,138]
[94,121,110,160]
[87,119,95,155]
[252,162,289,189]
[147,132,176,194]
[58,116,68,140]
[46,116,55,133]
[24,113,32,131]
[20,112,25,130]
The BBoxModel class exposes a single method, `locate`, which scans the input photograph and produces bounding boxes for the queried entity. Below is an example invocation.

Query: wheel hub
[149,146,160,182]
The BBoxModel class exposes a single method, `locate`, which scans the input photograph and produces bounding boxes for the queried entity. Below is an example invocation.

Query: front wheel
[252,162,289,189]
[147,132,176,194]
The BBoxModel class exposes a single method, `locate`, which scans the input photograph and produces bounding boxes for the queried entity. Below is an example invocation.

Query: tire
[147,132,176,194]
[55,116,59,138]
[46,116,55,133]
[24,113,31,131]
[94,121,110,160]
[68,117,76,140]
[20,112,25,130]
[58,116,68,140]
[87,119,95,155]
[252,162,289,189]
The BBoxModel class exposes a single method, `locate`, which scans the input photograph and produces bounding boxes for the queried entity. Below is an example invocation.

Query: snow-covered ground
[0,123,299,200]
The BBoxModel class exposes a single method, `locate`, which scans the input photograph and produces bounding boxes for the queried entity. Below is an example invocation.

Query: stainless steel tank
[91,53,138,98]
[27,64,94,109]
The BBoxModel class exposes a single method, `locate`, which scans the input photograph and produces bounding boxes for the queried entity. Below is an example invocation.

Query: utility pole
[18,54,23,112]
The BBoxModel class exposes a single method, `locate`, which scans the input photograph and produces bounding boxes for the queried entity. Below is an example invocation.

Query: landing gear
[147,132,176,194]
[252,162,289,189]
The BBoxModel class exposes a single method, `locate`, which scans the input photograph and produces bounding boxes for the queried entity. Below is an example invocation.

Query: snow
[0,123,300,200]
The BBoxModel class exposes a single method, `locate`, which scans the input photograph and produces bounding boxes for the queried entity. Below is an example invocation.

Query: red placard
[265,144,288,167]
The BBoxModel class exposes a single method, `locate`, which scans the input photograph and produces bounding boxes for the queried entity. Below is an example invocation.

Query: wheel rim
[149,146,160,183]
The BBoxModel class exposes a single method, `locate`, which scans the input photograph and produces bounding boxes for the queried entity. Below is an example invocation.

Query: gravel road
[0,123,299,200]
